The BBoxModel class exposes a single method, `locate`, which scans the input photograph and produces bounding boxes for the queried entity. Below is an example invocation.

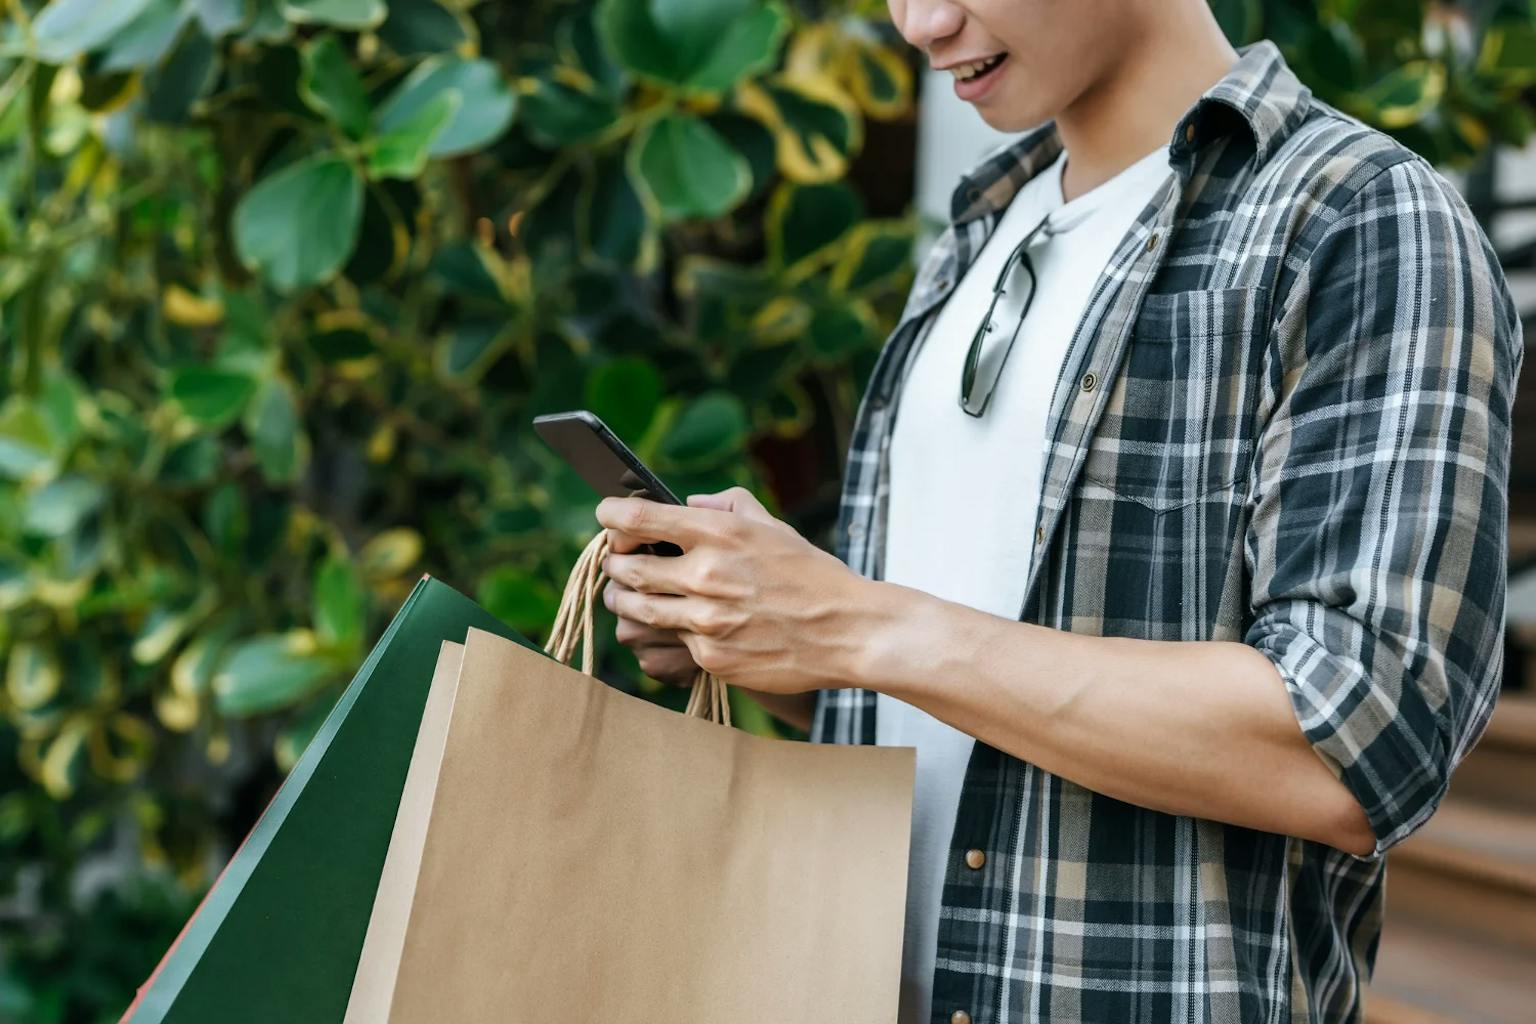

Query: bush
[1,0,917,1018]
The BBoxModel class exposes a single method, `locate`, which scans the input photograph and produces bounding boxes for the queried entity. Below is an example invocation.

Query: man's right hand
[603,488,765,688]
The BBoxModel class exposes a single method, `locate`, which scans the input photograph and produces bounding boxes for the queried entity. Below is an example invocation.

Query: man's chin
[971,100,1053,135]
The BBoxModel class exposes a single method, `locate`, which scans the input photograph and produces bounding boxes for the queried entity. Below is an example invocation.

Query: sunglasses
[959,215,1058,417]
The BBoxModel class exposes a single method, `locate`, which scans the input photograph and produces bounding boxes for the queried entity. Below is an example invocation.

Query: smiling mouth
[951,53,1007,82]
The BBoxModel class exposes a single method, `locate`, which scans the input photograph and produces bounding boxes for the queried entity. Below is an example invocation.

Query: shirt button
[1035,525,1044,545]
[1145,231,1160,253]
[1184,122,1196,144]
[1081,371,1097,392]
[951,1012,973,1024]
[847,521,865,540]
[965,848,986,870]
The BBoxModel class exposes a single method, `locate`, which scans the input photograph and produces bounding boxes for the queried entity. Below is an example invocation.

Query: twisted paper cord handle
[546,528,731,727]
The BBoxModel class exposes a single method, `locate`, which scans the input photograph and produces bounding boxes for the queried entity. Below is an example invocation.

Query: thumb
[686,486,774,524]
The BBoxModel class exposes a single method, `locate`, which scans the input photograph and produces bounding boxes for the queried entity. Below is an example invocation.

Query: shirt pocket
[1079,287,1270,514]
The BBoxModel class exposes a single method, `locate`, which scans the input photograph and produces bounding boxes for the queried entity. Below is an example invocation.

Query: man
[594,1,1524,1021]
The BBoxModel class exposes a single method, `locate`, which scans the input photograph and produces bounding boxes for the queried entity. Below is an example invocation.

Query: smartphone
[532,410,684,556]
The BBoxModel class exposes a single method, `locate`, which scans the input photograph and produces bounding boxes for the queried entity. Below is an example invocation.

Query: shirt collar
[948,40,1311,227]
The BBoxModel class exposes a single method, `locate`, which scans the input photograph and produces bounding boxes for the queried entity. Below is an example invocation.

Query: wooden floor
[1365,692,1536,1022]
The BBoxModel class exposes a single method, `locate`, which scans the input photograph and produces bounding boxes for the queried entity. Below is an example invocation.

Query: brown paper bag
[349,531,915,1022]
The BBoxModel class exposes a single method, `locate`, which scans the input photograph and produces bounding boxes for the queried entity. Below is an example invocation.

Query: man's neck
[1055,10,1239,202]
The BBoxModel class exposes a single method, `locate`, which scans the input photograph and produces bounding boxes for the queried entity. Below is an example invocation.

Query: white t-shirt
[877,144,1171,1024]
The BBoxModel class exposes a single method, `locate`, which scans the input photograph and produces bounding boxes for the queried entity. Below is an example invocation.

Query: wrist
[835,575,936,696]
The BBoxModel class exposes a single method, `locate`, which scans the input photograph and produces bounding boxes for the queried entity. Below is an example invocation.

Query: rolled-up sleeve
[1244,156,1524,857]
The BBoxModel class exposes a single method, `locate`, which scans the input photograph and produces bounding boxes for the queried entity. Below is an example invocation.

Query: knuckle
[691,555,722,588]
[621,500,650,532]
[692,640,725,676]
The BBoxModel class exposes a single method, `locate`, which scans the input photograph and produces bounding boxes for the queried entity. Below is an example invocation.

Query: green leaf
[830,220,913,294]
[378,0,472,56]
[629,112,750,222]
[359,527,422,579]
[213,632,337,717]
[98,0,189,73]
[313,556,364,650]
[1357,60,1446,129]
[244,379,303,484]
[522,78,617,147]
[765,181,861,272]
[477,566,559,635]
[366,90,460,180]
[191,0,252,38]
[22,475,105,538]
[376,57,516,157]
[683,3,787,93]
[204,482,248,554]
[234,154,364,292]
[806,301,874,362]
[32,0,156,64]
[0,399,60,480]
[279,0,385,30]
[1479,22,1536,88]
[141,19,218,124]
[173,622,237,696]
[6,644,61,712]
[585,156,652,268]
[586,358,663,441]
[737,79,860,184]
[132,604,200,665]
[168,366,257,427]
[597,0,786,93]
[300,34,371,139]
[659,391,749,467]
[243,0,291,42]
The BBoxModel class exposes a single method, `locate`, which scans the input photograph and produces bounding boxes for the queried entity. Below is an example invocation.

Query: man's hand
[602,490,744,687]
[596,487,869,697]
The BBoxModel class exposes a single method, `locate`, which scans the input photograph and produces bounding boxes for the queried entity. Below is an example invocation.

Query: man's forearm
[741,688,816,733]
[844,578,1376,856]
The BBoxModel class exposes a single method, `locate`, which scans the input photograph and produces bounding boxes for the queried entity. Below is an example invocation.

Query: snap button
[965,848,986,870]
[951,1011,972,1024]
[1184,122,1196,144]
[1081,371,1096,392]
[1145,231,1160,253]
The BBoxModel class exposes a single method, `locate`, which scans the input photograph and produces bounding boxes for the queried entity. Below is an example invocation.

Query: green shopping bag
[121,576,533,1024]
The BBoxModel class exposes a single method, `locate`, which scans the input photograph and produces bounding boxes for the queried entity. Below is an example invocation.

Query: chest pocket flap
[1081,286,1271,513]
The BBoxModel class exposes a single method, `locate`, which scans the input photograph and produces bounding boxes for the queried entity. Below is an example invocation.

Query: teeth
[952,55,1002,82]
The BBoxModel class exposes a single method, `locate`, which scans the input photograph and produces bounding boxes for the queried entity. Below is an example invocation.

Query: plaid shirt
[810,42,1523,1024]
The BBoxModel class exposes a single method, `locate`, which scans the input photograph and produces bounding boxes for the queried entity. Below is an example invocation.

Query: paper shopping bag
[350,531,916,1022]
[122,577,535,1024]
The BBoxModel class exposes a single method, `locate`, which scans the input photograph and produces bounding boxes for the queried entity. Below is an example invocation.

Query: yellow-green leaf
[7,644,61,712]
[359,527,423,580]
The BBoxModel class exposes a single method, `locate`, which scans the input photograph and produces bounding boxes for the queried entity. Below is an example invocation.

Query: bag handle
[545,529,732,727]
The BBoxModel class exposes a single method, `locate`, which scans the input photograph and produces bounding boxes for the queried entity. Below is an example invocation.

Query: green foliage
[1228,0,1536,162]
[0,0,917,1018]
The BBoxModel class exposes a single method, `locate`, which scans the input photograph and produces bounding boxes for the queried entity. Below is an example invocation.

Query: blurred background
[0,1,1532,1021]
